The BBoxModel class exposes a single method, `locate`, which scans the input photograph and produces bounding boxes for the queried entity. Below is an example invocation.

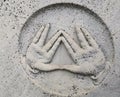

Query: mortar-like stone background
[0,0,120,97]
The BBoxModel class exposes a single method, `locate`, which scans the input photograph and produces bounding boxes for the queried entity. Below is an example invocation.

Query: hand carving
[24,24,111,84]
[61,26,106,75]
[25,24,63,73]
[59,26,111,84]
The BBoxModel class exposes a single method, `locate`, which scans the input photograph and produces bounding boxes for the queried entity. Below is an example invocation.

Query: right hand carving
[25,24,62,73]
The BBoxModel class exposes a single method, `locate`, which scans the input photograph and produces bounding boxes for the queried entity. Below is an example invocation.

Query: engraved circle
[19,3,114,97]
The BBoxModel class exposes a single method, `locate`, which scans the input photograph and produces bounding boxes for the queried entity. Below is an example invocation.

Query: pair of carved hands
[25,23,108,78]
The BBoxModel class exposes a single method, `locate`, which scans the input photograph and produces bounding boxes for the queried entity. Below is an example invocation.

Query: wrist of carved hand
[92,62,106,76]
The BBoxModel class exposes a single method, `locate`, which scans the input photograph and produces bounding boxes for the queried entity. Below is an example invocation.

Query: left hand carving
[60,26,106,75]
[24,24,63,73]
[59,26,111,84]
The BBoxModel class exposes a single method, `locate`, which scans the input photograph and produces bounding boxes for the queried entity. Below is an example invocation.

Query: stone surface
[0,0,120,97]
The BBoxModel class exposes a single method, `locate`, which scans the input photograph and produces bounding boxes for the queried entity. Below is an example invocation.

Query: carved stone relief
[19,3,114,97]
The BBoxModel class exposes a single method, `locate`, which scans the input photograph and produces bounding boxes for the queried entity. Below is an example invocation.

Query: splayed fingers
[43,30,62,51]
[32,24,50,47]
[75,26,98,49]
[60,30,81,52]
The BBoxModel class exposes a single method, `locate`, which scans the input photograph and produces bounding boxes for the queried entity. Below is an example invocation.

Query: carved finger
[61,37,75,58]
[43,30,62,51]
[62,64,95,75]
[61,30,81,52]
[75,26,89,49]
[37,24,50,47]
[33,25,44,43]
[81,27,98,48]
[47,37,62,60]
[32,61,61,72]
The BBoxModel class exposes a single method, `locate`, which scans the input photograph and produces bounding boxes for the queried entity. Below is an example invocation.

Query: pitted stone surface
[0,0,120,97]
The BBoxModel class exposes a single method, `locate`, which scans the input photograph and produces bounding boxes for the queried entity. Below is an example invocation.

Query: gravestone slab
[0,0,120,97]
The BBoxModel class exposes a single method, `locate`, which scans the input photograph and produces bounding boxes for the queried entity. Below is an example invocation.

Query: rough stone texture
[0,0,120,97]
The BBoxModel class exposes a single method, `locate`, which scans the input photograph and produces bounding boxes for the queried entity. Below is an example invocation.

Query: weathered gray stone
[0,0,120,97]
